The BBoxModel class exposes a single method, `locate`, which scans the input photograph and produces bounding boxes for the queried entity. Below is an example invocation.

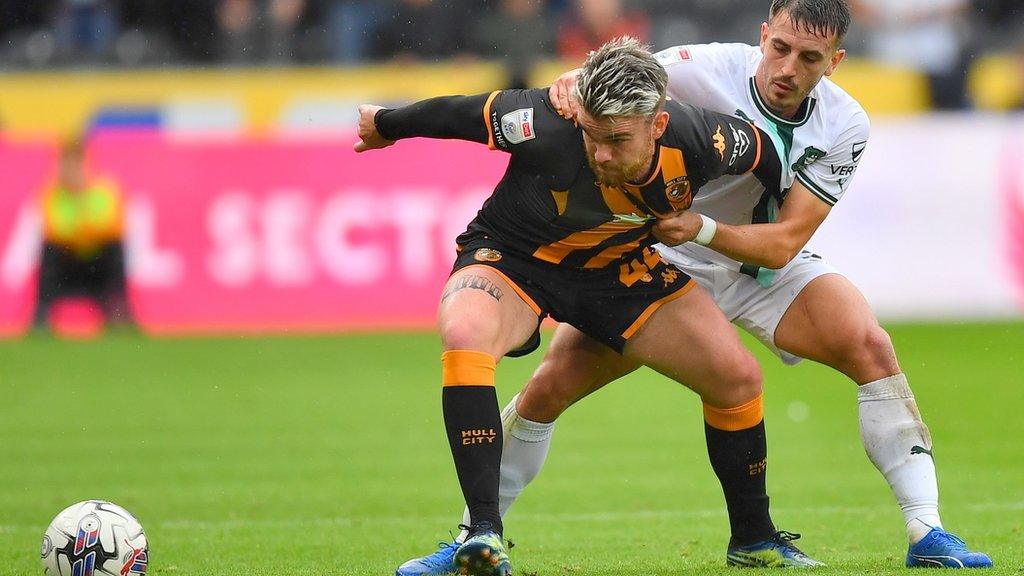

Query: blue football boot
[906,528,993,568]
[727,530,825,567]
[395,540,458,576]
[452,522,511,576]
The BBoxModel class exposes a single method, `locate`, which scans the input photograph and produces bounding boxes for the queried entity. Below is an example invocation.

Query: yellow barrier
[969,54,1023,111]
[0,56,1018,140]
[0,63,508,139]
[829,59,932,115]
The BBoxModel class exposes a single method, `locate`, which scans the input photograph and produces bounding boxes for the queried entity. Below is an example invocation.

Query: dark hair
[769,0,851,43]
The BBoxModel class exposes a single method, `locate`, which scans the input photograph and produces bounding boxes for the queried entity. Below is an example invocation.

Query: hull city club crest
[474,248,503,263]
[664,177,693,211]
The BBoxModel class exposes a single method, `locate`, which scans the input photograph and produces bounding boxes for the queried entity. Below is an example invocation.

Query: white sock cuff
[858,373,913,402]
[500,394,521,426]
[510,412,554,443]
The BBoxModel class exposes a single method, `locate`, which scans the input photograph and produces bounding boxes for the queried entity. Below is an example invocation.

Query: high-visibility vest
[42,180,124,258]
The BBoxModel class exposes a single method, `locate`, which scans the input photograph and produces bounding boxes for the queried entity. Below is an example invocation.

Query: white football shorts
[657,245,842,365]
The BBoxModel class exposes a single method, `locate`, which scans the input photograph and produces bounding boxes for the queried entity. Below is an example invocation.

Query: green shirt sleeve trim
[795,171,838,206]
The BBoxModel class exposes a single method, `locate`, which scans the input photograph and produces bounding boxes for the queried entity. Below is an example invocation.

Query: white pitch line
[4,501,1021,534]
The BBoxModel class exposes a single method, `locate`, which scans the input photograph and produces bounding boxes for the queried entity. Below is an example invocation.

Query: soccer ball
[41,500,149,576]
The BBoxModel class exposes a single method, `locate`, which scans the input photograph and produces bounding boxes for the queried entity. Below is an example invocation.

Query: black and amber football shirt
[375,88,781,269]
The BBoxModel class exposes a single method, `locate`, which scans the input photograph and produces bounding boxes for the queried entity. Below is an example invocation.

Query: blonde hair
[574,36,667,119]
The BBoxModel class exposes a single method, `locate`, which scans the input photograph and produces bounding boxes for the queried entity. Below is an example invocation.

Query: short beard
[589,140,655,188]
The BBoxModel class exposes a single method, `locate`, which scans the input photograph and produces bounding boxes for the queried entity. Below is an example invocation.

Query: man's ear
[651,110,670,139]
[825,48,846,77]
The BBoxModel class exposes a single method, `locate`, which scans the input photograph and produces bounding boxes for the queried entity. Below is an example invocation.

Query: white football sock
[457,394,554,543]
[858,373,942,543]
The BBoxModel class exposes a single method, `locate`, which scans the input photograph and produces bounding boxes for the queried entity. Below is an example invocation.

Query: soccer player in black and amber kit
[356,37,788,576]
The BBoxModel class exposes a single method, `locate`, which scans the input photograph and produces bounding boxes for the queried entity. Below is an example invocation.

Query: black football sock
[441,350,503,537]
[704,396,774,547]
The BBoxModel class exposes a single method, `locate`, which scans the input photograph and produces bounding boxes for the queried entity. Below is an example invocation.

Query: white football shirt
[652,43,870,277]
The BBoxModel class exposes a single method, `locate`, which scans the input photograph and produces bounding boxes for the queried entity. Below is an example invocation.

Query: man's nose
[779,54,798,77]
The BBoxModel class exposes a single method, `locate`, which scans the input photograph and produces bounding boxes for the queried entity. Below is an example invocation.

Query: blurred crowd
[0,0,1022,107]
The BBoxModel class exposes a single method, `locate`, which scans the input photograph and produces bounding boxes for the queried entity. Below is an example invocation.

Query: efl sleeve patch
[500,108,536,145]
[654,46,692,66]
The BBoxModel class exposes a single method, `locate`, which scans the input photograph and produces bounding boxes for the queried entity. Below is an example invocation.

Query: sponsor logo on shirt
[830,164,857,177]
[490,110,507,148]
[500,108,536,145]
[852,140,867,162]
[713,125,726,162]
[792,146,826,172]
[728,124,750,167]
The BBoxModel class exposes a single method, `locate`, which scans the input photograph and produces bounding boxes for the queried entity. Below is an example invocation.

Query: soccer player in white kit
[396,1,992,573]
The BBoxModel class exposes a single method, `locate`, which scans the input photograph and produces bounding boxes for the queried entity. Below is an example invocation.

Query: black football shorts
[450,237,696,356]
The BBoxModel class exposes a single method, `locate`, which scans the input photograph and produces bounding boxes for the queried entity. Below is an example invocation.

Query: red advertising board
[0,132,506,336]
[0,138,56,337]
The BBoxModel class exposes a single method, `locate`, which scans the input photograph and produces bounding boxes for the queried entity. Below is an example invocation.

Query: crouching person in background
[35,138,132,331]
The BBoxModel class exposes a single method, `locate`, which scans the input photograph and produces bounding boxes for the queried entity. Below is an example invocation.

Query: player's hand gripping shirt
[652,43,870,275]
[375,88,782,270]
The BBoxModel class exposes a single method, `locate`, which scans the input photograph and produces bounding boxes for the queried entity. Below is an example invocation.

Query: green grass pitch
[1,322,1022,575]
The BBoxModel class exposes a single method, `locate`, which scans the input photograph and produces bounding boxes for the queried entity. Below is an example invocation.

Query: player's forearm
[705,221,804,270]
[374,93,491,144]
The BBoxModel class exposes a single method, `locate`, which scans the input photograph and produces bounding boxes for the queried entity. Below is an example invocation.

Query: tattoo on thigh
[442,275,504,302]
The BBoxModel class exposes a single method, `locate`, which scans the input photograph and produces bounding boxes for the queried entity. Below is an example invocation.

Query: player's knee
[829,323,899,381]
[732,354,764,401]
[711,352,763,406]
[846,325,898,374]
[861,325,899,373]
[439,315,498,352]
